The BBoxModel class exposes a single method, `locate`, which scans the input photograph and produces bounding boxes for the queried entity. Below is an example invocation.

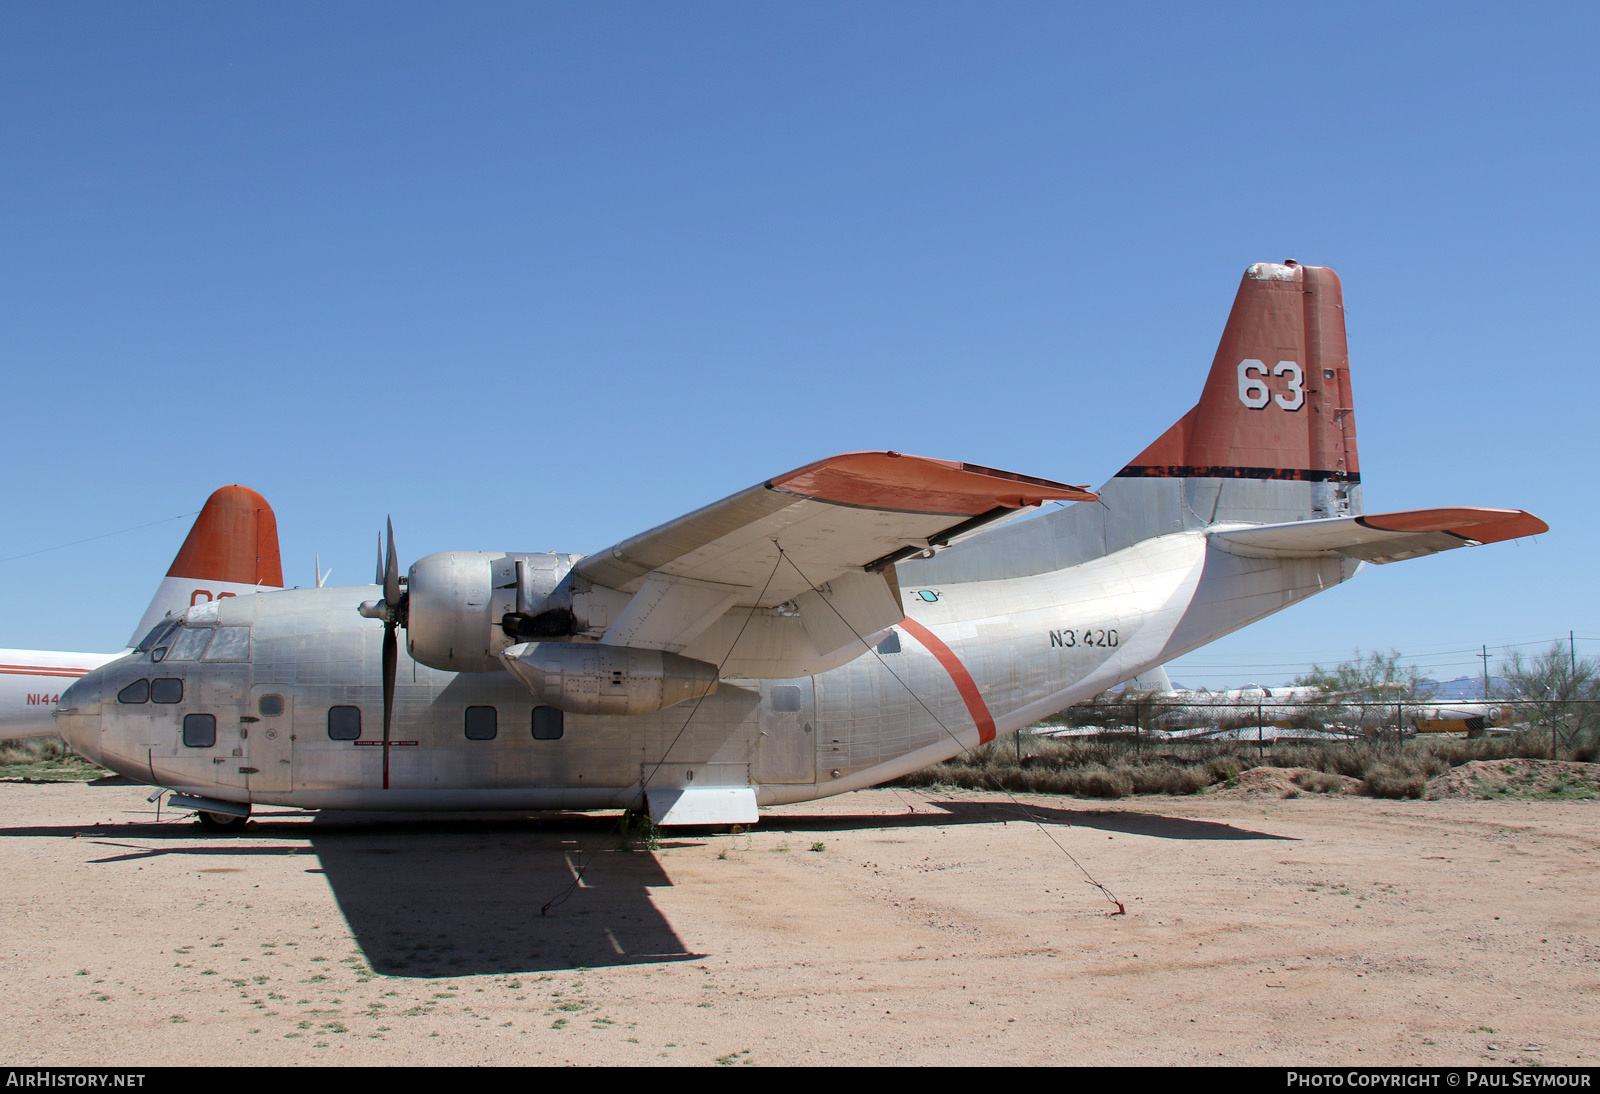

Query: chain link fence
[1029,696,1600,760]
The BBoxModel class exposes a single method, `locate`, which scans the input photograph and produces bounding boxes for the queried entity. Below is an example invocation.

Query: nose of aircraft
[56,671,105,766]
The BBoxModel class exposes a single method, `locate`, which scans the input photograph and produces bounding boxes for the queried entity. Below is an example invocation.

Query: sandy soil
[1,776,1596,1067]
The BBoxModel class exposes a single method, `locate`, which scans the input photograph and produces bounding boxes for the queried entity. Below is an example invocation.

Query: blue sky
[2,3,1595,685]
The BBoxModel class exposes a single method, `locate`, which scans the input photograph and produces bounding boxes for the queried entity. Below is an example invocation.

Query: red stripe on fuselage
[0,666,91,678]
[898,616,997,744]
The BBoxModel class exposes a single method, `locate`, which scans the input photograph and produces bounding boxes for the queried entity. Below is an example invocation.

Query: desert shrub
[1129,762,1209,795]
[1510,735,1554,760]
[1365,761,1427,799]
[1077,766,1132,799]
[896,722,1600,801]
[1292,769,1347,794]
[0,736,78,764]
[1204,755,1241,785]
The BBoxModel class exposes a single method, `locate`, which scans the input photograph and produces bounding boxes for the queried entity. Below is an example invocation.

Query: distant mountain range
[1422,676,1506,701]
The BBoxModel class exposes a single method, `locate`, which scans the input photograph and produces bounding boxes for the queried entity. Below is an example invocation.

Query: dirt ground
[1,776,1596,1067]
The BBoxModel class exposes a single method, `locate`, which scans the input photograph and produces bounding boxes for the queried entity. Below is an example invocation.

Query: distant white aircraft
[0,487,283,739]
[52,263,1546,828]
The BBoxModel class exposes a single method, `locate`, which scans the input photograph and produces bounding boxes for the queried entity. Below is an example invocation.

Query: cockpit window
[151,678,183,704]
[203,626,251,662]
[165,626,213,662]
[117,679,149,704]
[136,619,181,655]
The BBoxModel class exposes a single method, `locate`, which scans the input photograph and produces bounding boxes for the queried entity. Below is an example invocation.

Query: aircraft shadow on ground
[0,792,1285,978]
[305,813,702,977]
[0,810,702,978]
[749,797,1297,841]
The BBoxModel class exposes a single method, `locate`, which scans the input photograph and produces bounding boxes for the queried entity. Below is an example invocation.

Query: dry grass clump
[896,731,1591,802]
[0,736,79,765]
[1364,761,1428,799]
[1292,769,1347,794]
[897,740,1223,800]
[0,736,101,780]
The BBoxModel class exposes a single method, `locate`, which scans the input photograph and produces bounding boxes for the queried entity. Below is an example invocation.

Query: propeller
[357,519,406,788]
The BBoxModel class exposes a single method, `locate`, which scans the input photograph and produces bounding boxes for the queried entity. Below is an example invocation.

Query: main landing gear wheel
[196,808,250,832]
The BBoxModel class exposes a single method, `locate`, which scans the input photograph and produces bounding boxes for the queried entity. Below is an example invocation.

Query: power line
[0,511,200,566]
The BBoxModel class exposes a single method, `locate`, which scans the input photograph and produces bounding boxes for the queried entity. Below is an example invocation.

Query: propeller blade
[381,622,397,790]
[384,517,400,607]
[374,534,384,586]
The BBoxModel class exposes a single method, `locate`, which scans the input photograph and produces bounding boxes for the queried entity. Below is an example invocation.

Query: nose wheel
[196,808,251,832]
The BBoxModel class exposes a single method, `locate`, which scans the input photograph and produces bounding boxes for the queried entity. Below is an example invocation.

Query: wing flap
[1210,506,1547,564]
[576,451,1092,605]
[575,451,1092,676]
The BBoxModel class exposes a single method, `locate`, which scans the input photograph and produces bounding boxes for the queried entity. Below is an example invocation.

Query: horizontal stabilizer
[1209,507,1547,564]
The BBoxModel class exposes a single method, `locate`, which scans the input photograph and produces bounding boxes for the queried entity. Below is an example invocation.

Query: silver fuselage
[55,481,1356,813]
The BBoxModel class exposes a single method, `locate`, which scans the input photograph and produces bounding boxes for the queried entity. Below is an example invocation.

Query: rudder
[1116,261,1361,524]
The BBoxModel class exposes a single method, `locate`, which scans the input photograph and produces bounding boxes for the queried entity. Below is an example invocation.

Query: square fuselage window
[532,706,564,740]
[182,713,216,748]
[771,684,803,713]
[465,705,497,740]
[328,706,362,741]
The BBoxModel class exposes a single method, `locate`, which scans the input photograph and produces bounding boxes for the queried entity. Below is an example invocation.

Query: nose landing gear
[195,807,251,832]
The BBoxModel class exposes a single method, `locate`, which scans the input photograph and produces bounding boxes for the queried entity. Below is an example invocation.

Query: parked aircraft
[1124,677,1511,736]
[1411,702,1510,735]
[0,487,283,739]
[54,262,1546,829]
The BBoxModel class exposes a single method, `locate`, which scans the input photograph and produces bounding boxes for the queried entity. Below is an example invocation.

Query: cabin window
[465,705,497,740]
[532,706,563,740]
[204,626,251,662]
[876,630,902,655]
[182,713,216,748]
[258,694,284,717]
[166,626,213,662]
[117,679,149,704]
[136,619,180,654]
[328,706,361,741]
[150,678,184,704]
[771,684,803,713]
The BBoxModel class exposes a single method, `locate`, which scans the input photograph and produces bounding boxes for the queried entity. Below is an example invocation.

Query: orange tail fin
[1120,261,1359,495]
[126,486,284,646]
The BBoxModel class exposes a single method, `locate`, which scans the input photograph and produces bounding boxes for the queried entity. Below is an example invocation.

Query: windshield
[134,618,182,653]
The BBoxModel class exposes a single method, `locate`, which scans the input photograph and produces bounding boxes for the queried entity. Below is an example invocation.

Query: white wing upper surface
[573,452,1094,678]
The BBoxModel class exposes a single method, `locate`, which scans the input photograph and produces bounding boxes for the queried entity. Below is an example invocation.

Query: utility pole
[1481,644,1491,701]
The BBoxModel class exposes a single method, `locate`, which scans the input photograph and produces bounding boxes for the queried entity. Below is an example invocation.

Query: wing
[572,452,1094,678]
[1209,506,1547,564]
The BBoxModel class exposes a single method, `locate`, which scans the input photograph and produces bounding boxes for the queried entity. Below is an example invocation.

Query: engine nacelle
[500,641,719,716]
[406,550,585,672]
